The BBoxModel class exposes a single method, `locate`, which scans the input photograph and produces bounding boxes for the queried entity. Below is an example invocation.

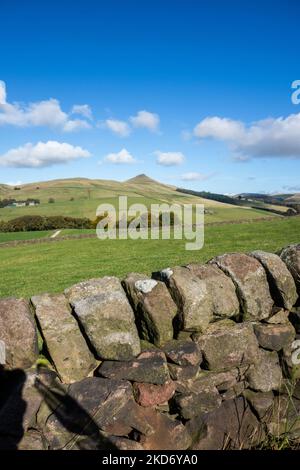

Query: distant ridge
[0,174,288,223]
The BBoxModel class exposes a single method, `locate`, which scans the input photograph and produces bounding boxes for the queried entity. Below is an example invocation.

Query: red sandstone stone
[133,380,175,407]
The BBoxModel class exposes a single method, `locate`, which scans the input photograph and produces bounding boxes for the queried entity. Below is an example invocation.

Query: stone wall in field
[0,244,300,450]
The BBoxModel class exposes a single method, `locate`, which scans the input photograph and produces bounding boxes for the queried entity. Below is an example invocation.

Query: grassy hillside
[0,175,276,223]
[0,216,299,299]
[285,193,300,203]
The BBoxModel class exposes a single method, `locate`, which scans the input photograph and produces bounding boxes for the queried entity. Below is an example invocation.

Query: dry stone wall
[0,244,300,450]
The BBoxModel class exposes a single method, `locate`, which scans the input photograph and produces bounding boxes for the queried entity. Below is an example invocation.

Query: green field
[0,230,53,243]
[0,217,299,299]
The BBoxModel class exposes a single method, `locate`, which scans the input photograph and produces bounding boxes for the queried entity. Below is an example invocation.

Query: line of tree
[176,188,240,205]
[0,215,92,232]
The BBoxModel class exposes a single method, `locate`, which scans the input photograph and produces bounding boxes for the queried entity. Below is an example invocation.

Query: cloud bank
[194,113,300,160]
[0,141,91,168]
[0,81,91,132]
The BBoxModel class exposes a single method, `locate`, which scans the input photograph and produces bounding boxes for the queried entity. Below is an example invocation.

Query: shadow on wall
[0,366,26,449]
[0,365,116,450]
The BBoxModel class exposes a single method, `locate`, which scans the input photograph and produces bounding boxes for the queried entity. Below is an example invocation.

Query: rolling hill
[0,174,281,224]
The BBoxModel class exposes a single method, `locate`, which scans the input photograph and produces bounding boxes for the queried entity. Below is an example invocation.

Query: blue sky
[0,0,300,194]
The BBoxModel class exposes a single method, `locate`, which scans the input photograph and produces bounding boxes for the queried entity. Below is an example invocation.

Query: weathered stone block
[122,273,176,346]
[194,322,260,371]
[246,349,282,392]
[265,307,290,324]
[243,389,274,419]
[250,250,298,309]
[253,322,295,351]
[173,386,222,419]
[40,377,135,450]
[279,244,300,295]
[211,253,273,320]
[66,277,141,361]
[98,351,170,385]
[133,380,175,407]
[186,263,239,318]
[137,409,192,450]
[187,397,264,450]
[152,266,213,332]
[163,339,202,366]
[0,298,38,369]
[31,293,97,383]
[168,363,199,381]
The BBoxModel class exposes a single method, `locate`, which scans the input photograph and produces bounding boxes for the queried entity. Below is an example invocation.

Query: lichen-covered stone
[253,322,295,351]
[279,244,300,295]
[246,349,282,392]
[98,351,170,385]
[137,409,192,450]
[163,339,202,366]
[31,293,97,383]
[221,381,248,401]
[0,298,38,369]
[39,377,137,450]
[192,369,240,392]
[199,319,236,335]
[265,307,290,324]
[243,389,274,419]
[187,397,264,450]
[152,266,213,332]
[194,322,260,371]
[211,253,273,320]
[250,250,298,309]
[173,386,222,419]
[168,363,199,381]
[122,273,176,346]
[186,263,239,318]
[66,277,141,361]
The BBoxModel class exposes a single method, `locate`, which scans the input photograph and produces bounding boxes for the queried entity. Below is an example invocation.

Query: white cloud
[181,172,211,181]
[63,119,91,132]
[104,148,136,164]
[194,117,245,141]
[130,110,160,132]
[71,104,93,120]
[194,113,300,160]
[0,80,91,132]
[105,119,131,137]
[0,141,91,168]
[155,151,185,166]
[0,81,7,104]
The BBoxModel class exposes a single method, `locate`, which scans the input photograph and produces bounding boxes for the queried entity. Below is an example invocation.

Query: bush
[48,198,55,203]
[0,215,93,232]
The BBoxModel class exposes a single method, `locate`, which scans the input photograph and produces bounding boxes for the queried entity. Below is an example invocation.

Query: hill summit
[125,174,159,184]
